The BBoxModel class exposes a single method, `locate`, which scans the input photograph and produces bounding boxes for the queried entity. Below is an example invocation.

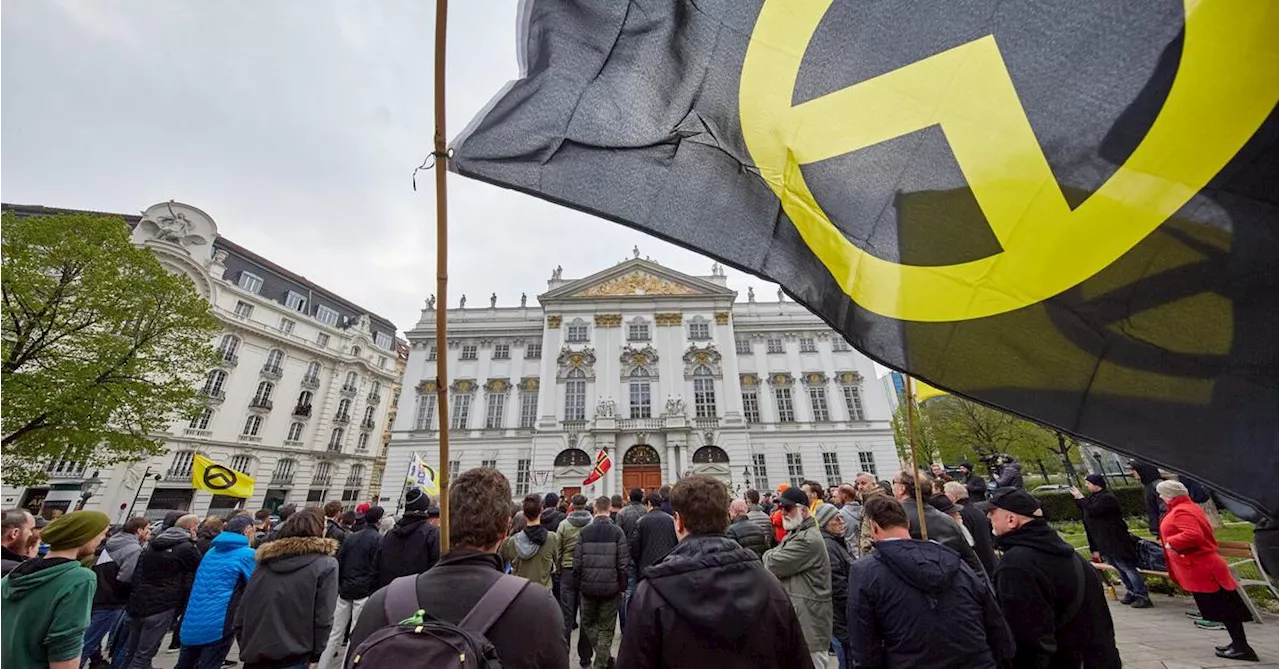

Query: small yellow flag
[914,380,949,404]
[191,454,255,498]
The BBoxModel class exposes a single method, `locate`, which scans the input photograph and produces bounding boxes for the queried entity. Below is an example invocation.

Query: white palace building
[378,253,898,505]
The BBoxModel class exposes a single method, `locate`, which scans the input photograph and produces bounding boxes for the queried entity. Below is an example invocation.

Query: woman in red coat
[1158,480,1257,662]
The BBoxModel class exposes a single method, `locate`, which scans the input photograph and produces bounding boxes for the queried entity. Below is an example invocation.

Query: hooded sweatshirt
[92,532,144,609]
[2,558,97,667]
[616,535,809,668]
[499,523,560,589]
[376,514,440,588]
[847,539,1013,668]
[127,525,200,617]
[556,510,593,569]
[235,536,338,669]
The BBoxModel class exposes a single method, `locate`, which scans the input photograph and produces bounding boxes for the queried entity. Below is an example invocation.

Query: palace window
[242,415,263,437]
[858,451,878,477]
[692,366,716,418]
[280,318,295,334]
[189,408,213,430]
[629,368,651,419]
[809,386,830,422]
[735,339,752,355]
[461,345,478,361]
[203,370,227,396]
[564,369,587,421]
[485,392,506,429]
[520,391,539,428]
[751,453,769,491]
[415,393,436,430]
[688,319,710,340]
[823,452,842,485]
[786,453,804,487]
[742,390,760,423]
[766,338,784,354]
[628,320,650,342]
[832,337,852,352]
[286,422,304,442]
[451,393,472,430]
[799,338,817,353]
[516,459,531,496]
[492,344,511,360]
[775,387,795,422]
[842,385,865,421]
[525,342,542,359]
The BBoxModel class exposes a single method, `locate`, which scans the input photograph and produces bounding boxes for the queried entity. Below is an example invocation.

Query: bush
[1033,486,1148,522]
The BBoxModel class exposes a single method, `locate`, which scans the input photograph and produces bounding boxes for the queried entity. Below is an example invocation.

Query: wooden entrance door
[622,466,663,494]
[561,486,581,500]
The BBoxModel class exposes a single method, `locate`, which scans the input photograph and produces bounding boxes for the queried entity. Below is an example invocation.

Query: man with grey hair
[0,508,35,576]
[119,514,201,669]
[945,481,998,575]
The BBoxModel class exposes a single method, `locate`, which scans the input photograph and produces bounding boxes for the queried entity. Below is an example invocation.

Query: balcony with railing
[164,467,193,481]
[340,384,358,397]
[260,364,283,380]
[249,398,274,411]
[344,475,364,488]
[218,352,239,367]
[271,472,295,486]
[45,460,87,480]
[361,418,376,430]
[693,416,719,431]
[312,473,332,487]
[184,428,212,438]
[292,404,312,418]
[300,375,320,390]
[333,413,350,425]
[563,419,588,433]
[203,389,226,404]
[367,392,381,405]
[617,417,663,431]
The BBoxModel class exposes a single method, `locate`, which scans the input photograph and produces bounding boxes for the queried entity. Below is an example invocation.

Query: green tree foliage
[2,211,219,485]
[893,394,1082,476]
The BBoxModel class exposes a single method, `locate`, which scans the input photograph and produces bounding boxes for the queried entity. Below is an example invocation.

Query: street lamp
[76,472,103,511]
[742,466,752,491]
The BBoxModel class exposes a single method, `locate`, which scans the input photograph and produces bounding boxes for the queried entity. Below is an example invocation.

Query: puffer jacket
[556,510,593,569]
[376,514,440,588]
[1160,496,1237,593]
[91,532,143,609]
[994,461,1024,490]
[848,539,1013,668]
[617,502,647,540]
[746,504,775,546]
[763,517,832,653]
[126,526,200,617]
[629,509,678,579]
[573,516,628,598]
[619,535,811,669]
[234,536,338,669]
[336,524,381,600]
[822,530,852,644]
[180,531,256,646]
[499,523,560,589]
[725,514,770,558]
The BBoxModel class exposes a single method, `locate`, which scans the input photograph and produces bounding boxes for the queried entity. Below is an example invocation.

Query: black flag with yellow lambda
[452,0,1278,518]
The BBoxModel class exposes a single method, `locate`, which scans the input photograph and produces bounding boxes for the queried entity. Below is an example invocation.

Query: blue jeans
[174,635,236,669]
[82,609,126,666]
[1106,555,1149,599]
[831,636,849,669]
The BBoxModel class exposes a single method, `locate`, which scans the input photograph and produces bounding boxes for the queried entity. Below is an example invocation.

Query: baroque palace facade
[378,254,897,505]
[1,202,403,520]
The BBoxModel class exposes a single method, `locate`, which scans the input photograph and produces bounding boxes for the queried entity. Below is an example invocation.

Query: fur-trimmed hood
[255,536,337,574]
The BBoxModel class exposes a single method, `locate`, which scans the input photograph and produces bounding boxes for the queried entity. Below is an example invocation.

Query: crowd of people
[0,457,1262,668]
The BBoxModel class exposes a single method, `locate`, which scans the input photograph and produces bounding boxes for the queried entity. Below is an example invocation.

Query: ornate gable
[578,271,695,297]
[541,259,735,302]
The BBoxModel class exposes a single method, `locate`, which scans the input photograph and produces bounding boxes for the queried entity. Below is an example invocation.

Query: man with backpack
[348,468,567,668]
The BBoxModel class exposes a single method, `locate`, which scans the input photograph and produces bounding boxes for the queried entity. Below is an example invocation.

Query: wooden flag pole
[904,375,928,540]
[432,0,452,554]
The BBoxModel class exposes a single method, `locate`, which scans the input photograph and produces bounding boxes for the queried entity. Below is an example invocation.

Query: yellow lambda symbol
[740,0,1277,322]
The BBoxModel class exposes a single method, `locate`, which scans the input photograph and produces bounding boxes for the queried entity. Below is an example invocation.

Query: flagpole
[431,0,452,554]
[904,375,928,540]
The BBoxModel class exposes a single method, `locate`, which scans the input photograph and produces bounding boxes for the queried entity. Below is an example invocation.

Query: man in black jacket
[617,475,811,669]
[349,468,567,668]
[957,462,988,501]
[979,489,1121,668]
[377,489,440,588]
[893,472,988,581]
[725,499,769,558]
[574,497,629,669]
[0,508,35,577]
[323,500,349,546]
[616,489,647,542]
[943,481,998,576]
[118,514,201,669]
[317,506,384,669]
[629,492,677,581]
[815,503,853,669]
[847,496,1013,669]
[1073,475,1152,608]
[1127,460,1165,538]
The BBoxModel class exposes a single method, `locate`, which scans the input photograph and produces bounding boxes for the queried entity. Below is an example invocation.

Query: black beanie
[364,506,386,525]
[544,493,559,509]
[405,488,432,514]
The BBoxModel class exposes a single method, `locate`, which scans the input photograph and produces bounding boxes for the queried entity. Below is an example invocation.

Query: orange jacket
[770,509,786,543]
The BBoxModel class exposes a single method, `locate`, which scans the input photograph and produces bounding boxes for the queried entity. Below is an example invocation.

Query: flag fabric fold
[453,0,1278,517]
[407,453,440,496]
[191,454,254,499]
[583,449,612,487]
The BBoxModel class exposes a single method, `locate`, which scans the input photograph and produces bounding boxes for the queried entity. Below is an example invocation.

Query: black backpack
[347,573,528,668]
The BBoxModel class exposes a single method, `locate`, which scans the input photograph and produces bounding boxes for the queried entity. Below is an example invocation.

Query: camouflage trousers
[579,594,620,669]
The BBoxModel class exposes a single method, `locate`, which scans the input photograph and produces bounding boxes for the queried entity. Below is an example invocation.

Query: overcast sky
[2,0,785,335]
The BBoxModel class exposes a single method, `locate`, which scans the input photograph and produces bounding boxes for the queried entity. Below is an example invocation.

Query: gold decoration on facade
[451,379,477,393]
[595,314,622,328]
[518,377,540,391]
[546,315,563,328]
[740,373,760,387]
[577,271,696,297]
[484,378,511,393]
[714,311,730,325]
[802,372,828,386]
[836,371,864,385]
[768,372,795,387]
[655,312,684,327]
[415,379,437,394]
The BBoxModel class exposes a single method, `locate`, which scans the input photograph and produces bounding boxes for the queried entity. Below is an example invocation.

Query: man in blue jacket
[176,515,257,669]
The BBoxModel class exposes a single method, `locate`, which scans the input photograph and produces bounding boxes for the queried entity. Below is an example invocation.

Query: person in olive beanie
[2,510,110,669]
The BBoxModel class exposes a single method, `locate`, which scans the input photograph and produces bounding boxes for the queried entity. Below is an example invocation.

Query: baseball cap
[778,487,808,508]
[975,488,1043,517]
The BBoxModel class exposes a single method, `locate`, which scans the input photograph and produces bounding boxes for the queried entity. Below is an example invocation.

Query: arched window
[188,407,214,430]
[554,448,592,467]
[336,398,351,419]
[273,458,296,481]
[629,367,651,419]
[304,361,321,382]
[203,370,228,396]
[265,349,284,371]
[370,381,381,396]
[693,365,716,418]
[356,432,370,451]
[345,371,359,387]
[328,428,344,449]
[217,334,240,361]
[297,390,313,407]
[242,415,263,436]
[253,381,274,404]
[230,454,254,473]
[347,463,366,485]
[352,346,361,357]
[286,422,304,442]
[692,445,730,463]
[363,406,375,424]
[564,368,586,421]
